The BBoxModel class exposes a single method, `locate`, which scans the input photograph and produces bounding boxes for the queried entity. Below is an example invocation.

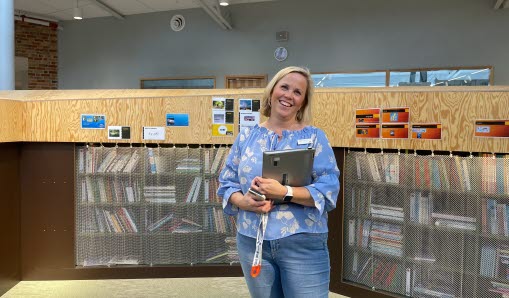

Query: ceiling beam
[89,0,125,20]
[198,0,232,30]
[14,9,61,22]
[493,0,509,9]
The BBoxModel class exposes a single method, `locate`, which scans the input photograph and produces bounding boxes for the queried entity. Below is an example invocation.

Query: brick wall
[15,20,58,90]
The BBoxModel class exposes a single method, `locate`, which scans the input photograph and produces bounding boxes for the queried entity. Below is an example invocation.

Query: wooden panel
[0,89,264,101]
[22,95,259,144]
[0,100,23,142]
[20,143,75,280]
[0,88,508,152]
[0,144,20,295]
[468,92,509,153]
[313,90,509,152]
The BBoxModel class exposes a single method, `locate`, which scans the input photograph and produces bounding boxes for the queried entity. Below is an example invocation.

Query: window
[312,66,493,88]
[225,75,267,89]
[389,67,492,87]
[140,77,215,89]
[312,72,387,88]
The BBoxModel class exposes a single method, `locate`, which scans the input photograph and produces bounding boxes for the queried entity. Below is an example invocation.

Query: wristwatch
[283,185,293,202]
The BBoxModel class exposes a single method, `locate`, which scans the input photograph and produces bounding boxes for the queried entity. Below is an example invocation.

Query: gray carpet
[2,278,348,297]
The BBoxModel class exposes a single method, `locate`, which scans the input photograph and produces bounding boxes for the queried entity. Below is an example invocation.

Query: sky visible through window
[312,68,491,88]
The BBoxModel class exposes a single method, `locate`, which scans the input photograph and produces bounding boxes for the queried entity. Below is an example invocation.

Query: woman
[217,66,340,298]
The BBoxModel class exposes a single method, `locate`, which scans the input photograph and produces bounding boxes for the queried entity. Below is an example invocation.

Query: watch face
[274,47,288,62]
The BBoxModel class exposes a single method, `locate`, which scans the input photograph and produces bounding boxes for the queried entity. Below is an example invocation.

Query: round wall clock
[274,47,288,62]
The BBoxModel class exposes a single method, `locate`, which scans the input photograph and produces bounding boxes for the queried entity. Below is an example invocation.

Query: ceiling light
[219,0,229,6]
[74,0,83,20]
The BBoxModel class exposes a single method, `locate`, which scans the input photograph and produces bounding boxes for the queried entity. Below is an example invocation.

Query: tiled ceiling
[14,0,278,21]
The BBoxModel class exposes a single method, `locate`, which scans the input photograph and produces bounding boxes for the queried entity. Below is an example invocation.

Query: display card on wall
[212,97,234,136]
[143,126,165,141]
[166,114,189,126]
[411,123,442,140]
[355,108,380,124]
[212,124,234,136]
[474,120,509,138]
[81,114,106,129]
[239,98,261,131]
[108,126,131,140]
[382,107,410,123]
[381,124,409,139]
[355,124,380,138]
[380,107,410,139]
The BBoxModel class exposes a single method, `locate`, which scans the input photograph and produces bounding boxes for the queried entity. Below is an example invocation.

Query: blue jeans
[236,232,330,298]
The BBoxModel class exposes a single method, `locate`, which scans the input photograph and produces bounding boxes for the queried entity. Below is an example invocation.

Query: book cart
[0,87,508,298]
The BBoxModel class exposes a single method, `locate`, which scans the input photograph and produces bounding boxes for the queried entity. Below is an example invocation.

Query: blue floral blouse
[217,124,340,240]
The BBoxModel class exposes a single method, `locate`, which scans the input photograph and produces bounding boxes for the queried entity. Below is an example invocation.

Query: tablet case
[262,148,315,186]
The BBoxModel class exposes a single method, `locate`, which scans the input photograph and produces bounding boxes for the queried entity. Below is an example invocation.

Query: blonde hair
[260,66,314,123]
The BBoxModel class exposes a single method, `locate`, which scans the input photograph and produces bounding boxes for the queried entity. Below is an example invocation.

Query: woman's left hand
[251,176,287,201]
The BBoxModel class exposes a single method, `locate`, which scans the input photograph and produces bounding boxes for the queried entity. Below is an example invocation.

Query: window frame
[312,66,493,88]
[140,76,216,89]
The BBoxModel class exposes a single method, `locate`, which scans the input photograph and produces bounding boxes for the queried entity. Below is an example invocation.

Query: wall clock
[274,47,288,62]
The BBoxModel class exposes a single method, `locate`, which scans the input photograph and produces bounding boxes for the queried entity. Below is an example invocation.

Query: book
[210,147,226,174]
[348,219,355,246]
[147,212,174,232]
[383,154,399,184]
[147,148,157,174]
[185,177,200,203]
[97,150,117,173]
[123,150,140,173]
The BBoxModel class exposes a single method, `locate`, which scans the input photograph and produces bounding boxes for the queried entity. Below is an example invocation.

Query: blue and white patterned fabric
[217,124,340,240]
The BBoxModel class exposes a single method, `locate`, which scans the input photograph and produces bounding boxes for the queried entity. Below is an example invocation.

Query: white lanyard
[250,212,268,278]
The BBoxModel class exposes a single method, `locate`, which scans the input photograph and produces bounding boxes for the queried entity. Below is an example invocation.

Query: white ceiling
[14,0,277,21]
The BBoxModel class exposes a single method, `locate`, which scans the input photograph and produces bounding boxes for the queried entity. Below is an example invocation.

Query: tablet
[262,148,315,186]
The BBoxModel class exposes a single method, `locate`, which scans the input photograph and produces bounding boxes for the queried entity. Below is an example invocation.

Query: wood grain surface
[0,100,23,142]
[1,88,508,152]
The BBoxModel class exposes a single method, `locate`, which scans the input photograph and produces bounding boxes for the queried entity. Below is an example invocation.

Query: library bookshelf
[342,150,509,298]
[75,144,237,267]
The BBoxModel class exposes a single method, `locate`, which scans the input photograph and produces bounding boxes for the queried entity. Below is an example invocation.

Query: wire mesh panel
[75,144,238,267]
[342,151,509,297]
[477,154,509,298]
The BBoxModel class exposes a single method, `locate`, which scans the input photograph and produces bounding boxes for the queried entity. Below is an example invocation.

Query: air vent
[170,14,185,32]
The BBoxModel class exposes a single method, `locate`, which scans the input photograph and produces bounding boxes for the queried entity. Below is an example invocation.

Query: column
[0,0,14,90]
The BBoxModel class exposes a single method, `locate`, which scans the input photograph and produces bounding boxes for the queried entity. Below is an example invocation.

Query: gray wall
[58,0,509,89]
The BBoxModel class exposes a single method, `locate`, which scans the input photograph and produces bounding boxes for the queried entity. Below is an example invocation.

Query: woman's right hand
[230,192,273,214]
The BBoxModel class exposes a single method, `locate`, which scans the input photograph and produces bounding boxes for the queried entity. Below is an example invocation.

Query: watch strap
[283,185,293,202]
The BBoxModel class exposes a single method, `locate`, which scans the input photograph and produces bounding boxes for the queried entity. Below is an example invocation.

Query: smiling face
[270,72,308,122]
